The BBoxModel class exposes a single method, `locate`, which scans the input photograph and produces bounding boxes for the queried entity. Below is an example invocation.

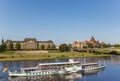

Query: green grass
[95,48,120,55]
[0,51,111,62]
[48,50,60,53]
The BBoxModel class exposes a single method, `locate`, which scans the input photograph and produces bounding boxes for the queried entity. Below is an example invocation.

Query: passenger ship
[9,59,105,77]
[9,59,82,77]
[81,62,105,73]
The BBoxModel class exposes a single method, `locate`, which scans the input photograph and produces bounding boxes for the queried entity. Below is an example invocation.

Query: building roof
[5,40,12,43]
[5,38,54,43]
[73,36,106,46]
[73,41,79,44]
[24,38,37,42]
[12,41,23,43]
[38,40,53,43]
[100,42,105,45]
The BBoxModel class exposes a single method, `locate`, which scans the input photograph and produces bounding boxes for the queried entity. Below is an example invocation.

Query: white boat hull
[9,70,66,77]
[81,65,105,72]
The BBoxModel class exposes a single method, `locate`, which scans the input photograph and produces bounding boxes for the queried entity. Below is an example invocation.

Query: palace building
[72,36,105,50]
[5,38,55,50]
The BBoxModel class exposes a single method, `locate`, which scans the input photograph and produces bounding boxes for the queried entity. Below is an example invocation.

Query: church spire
[90,36,95,41]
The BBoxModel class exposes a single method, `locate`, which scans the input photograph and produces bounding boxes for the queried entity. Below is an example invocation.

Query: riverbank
[0,51,111,62]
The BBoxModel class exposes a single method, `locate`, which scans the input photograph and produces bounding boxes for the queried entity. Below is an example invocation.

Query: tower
[90,36,96,42]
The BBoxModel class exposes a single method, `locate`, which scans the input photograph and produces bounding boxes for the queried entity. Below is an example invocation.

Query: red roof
[100,42,105,45]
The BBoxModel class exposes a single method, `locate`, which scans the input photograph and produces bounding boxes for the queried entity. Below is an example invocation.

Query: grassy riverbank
[0,51,111,62]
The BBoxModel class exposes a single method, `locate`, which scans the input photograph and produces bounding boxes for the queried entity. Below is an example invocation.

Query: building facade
[72,36,105,50]
[5,38,55,50]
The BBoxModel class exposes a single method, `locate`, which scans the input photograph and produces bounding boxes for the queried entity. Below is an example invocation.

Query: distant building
[5,38,55,50]
[55,45,59,49]
[72,36,105,50]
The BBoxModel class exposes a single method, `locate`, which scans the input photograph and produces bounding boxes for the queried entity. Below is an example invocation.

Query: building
[55,45,59,49]
[5,38,55,50]
[72,36,105,50]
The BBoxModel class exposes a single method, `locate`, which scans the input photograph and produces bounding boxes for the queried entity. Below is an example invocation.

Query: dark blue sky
[0,0,120,44]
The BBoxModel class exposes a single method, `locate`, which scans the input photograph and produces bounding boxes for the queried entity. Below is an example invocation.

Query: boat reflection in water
[9,74,68,81]
[65,73,82,80]
[9,69,104,81]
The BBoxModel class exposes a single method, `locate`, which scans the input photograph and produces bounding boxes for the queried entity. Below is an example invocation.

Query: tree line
[59,44,72,52]
[1,38,120,52]
[0,43,56,51]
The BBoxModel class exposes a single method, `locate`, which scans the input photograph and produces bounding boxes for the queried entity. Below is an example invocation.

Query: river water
[0,55,120,81]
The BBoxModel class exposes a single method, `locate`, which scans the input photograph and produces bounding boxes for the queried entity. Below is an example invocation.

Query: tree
[107,43,111,47]
[83,46,87,49]
[9,42,13,51]
[37,43,39,50]
[59,44,69,52]
[113,44,120,47]
[68,44,72,51]
[0,38,6,52]
[109,50,118,54]
[52,45,56,50]
[88,44,93,48]
[100,44,108,48]
[47,44,51,50]
[16,43,21,50]
[0,44,6,52]
[41,44,45,50]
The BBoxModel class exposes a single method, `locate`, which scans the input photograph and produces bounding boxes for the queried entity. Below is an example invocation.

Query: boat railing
[9,71,23,74]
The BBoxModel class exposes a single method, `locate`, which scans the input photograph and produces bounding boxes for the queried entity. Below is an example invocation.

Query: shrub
[109,50,118,54]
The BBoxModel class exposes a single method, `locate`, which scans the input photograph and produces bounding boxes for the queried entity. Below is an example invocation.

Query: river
[0,55,120,81]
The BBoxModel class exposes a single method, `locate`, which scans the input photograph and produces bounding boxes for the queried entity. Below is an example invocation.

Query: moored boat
[81,62,105,73]
[9,59,82,77]
[9,59,105,77]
